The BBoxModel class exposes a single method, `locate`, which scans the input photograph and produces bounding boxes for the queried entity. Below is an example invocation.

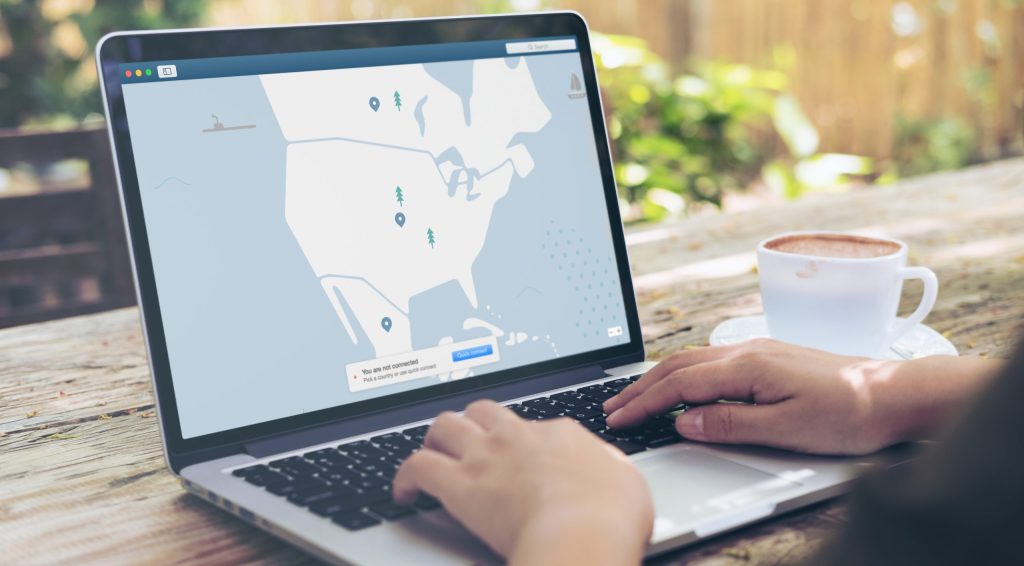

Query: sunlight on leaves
[773,94,819,158]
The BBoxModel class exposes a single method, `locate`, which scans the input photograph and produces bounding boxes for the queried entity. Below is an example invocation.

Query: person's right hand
[603,339,913,455]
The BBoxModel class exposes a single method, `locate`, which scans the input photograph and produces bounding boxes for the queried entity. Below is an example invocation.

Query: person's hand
[393,400,653,565]
[603,339,913,455]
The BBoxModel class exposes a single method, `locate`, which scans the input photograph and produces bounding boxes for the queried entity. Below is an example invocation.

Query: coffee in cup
[756,231,938,358]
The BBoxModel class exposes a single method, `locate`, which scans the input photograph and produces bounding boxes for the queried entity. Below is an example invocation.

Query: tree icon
[427,227,436,248]
[394,90,402,111]
[395,185,404,207]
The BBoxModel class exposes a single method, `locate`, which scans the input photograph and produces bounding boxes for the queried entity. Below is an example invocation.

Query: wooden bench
[0,126,135,328]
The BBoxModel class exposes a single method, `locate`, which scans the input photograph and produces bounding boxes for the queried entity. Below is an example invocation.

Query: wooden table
[3,159,1023,564]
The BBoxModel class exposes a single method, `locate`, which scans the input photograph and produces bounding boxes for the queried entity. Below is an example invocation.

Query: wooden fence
[206,0,1024,162]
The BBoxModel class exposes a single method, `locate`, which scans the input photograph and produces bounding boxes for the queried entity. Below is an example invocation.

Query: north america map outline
[259,57,552,377]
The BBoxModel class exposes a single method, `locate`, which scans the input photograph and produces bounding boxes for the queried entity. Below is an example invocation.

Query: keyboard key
[523,398,560,410]
[348,475,389,492]
[287,484,335,506]
[414,495,442,510]
[577,418,606,432]
[594,430,621,443]
[611,441,647,455]
[339,441,389,462]
[269,456,304,468]
[554,397,599,411]
[551,391,588,403]
[332,510,382,531]
[644,434,682,448]
[322,467,363,485]
[242,468,289,487]
[232,465,257,477]
[272,458,325,479]
[565,408,602,421]
[368,501,417,520]
[354,486,393,506]
[309,495,360,517]
[404,424,430,434]
[528,405,563,417]
[266,480,302,497]
[374,433,417,452]
[578,387,618,402]
[509,405,533,419]
[308,450,359,469]
[371,432,406,443]
[305,447,340,459]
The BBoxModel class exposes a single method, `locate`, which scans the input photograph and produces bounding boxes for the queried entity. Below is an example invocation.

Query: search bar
[506,39,577,55]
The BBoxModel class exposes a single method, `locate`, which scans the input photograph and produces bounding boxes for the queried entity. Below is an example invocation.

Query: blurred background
[0,0,1022,326]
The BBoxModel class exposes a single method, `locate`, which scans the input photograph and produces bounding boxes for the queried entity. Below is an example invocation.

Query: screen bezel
[97,12,645,461]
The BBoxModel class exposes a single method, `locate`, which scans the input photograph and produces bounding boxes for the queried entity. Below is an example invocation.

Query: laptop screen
[119,35,632,439]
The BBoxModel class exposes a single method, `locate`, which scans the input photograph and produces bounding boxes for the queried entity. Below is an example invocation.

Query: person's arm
[604,339,1004,455]
[809,343,1024,565]
[392,401,652,565]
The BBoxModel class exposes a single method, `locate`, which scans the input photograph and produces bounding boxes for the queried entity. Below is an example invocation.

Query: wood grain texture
[2,159,1023,565]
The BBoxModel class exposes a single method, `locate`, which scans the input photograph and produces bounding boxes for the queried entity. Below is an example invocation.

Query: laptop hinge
[244,363,607,458]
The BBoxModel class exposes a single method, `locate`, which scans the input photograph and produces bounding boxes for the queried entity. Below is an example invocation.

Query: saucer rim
[708,314,959,359]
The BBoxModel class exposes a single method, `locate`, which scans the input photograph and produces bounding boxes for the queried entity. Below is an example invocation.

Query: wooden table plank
[2,159,1023,564]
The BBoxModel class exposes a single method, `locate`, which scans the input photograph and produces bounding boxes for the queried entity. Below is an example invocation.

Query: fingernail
[606,408,622,426]
[676,410,704,438]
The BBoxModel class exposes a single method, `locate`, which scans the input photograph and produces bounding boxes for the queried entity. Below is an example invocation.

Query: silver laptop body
[97,12,876,565]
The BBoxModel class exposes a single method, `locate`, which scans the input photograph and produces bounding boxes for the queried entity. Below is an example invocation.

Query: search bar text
[506,39,578,55]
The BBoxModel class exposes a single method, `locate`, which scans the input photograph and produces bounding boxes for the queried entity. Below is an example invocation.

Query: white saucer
[709,315,958,360]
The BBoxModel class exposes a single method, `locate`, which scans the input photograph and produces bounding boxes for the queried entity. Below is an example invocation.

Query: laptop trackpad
[637,447,801,532]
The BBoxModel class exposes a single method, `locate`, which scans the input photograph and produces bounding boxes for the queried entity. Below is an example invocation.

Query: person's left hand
[393,400,653,564]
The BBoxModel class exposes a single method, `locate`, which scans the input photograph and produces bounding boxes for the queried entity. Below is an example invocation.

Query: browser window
[120,37,630,438]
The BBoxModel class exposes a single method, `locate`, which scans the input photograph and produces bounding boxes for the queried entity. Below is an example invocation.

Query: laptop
[97,12,878,565]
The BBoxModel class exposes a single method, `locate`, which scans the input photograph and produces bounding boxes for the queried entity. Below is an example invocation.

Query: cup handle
[885,266,938,349]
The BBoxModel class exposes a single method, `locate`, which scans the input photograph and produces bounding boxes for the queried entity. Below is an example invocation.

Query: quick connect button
[451,344,493,362]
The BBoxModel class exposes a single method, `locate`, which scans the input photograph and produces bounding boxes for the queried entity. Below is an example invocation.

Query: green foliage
[592,33,872,222]
[0,0,207,128]
[893,116,974,177]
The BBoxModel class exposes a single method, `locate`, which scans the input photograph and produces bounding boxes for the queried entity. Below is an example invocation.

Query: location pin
[394,212,406,227]
[381,317,392,332]
[369,97,380,112]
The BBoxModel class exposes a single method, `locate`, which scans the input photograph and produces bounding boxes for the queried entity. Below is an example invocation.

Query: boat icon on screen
[201,114,256,133]
[568,73,586,100]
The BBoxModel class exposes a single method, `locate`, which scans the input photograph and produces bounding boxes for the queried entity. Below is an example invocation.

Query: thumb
[675,404,783,446]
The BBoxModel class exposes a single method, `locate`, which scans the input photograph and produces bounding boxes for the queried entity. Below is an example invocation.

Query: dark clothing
[813,345,1024,565]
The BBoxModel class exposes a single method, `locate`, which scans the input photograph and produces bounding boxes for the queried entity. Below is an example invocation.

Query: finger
[674,404,787,447]
[604,345,738,413]
[393,449,465,504]
[607,360,757,428]
[464,400,520,431]
[423,412,484,458]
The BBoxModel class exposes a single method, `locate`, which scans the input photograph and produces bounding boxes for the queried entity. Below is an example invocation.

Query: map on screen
[122,48,630,438]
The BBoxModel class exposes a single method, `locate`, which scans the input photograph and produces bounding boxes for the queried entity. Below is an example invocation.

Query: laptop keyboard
[230,375,684,531]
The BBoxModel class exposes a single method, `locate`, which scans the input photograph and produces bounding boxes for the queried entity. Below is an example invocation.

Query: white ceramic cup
[757,231,938,358]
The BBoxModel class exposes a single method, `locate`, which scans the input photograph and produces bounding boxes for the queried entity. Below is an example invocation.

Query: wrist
[864,356,1002,446]
[861,359,917,448]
